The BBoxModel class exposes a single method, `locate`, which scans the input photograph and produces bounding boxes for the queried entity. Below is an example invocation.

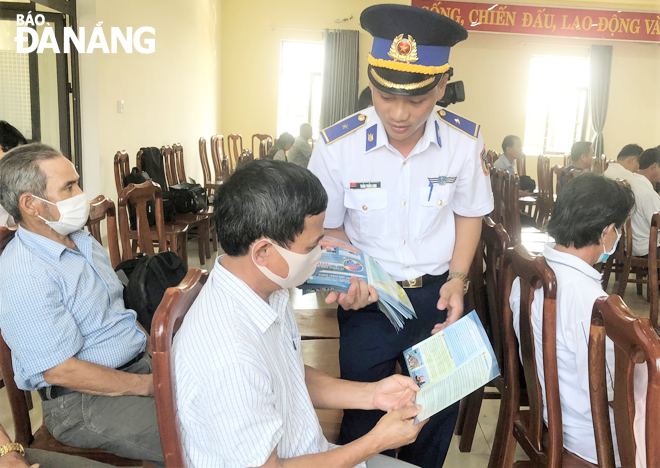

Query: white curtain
[320,29,360,128]
[589,45,613,158]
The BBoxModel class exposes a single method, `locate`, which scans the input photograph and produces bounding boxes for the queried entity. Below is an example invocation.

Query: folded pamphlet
[300,236,416,331]
[403,310,500,423]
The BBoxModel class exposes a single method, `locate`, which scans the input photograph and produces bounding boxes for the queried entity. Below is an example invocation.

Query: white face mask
[597,226,621,264]
[252,239,322,290]
[35,193,90,236]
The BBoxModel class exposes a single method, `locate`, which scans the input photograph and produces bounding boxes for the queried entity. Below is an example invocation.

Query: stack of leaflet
[300,237,416,331]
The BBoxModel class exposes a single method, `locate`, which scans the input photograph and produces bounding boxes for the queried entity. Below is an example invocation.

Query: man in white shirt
[173,160,425,468]
[288,123,314,168]
[627,147,660,256]
[308,6,493,467]
[603,143,643,181]
[493,135,522,174]
[510,173,634,465]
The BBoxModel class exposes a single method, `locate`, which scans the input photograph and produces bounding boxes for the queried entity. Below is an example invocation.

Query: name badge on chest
[350,182,381,190]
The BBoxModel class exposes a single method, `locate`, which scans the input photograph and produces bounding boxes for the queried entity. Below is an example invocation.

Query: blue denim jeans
[41,355,163,467]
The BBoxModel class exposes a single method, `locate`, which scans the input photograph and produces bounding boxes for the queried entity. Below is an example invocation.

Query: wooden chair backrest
[226,134,243,173]
[487,150,498,169]
[0,228,33,446]
[502,172,522,246]
[113,151,130,195]
[648,213,660,327]
[563,154,571,167]
[210,134,227,181]
[152,268,209,468]
[199,137,213,186]
[172,143,186,184]
[491,169,507,225]
[590,295,660,468]
[553,166,575,195]
[117,181,168,257]
[237,149,254,167]
[86,195,121,269]
[535,155,552,229]
[160,145,177,188]
[251,134,273,159]
[502,244,562,468]
[481,217,510,369]
[516,153,527,176]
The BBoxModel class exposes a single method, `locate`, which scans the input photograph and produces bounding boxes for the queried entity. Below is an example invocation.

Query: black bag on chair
[123,167,176,230]
[169,182,208,214]
[139,147,169,190]
[115,252,187,332]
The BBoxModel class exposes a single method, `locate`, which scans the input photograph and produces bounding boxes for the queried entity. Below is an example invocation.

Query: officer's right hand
[367,405,427,452]
[325,276,378,310]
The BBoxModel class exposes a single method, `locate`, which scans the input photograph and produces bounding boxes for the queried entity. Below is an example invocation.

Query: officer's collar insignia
[428,176,456,185]
[437,109,480,139]
[388,34,419,63]
[320,113,368,146]
[365,124,378,152]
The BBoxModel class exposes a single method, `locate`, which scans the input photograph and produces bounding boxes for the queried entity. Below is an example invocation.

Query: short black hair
[502,135,520,153]
[639,147,660,170]
[0,121,27,153]
[547,173,634,249]
[617,144,643,161]
[213,159,328,256]
[570,141,592,162]
[358,87,373,110]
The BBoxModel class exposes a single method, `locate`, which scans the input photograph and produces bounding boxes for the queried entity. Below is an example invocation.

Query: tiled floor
[0,239,654,467]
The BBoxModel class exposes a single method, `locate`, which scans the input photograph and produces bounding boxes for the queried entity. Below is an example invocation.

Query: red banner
[412,1,660,42]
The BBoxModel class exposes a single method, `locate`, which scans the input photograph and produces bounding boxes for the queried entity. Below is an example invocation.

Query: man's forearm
[270,434,381,468]
[43,357,152,397]
[449,214,482,275]
[304,365,373,410]
[325,226,350,243]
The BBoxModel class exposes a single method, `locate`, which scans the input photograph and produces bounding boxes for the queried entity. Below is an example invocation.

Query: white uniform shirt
[493,155,515,174]
[308,106,494,281]
[603,162,634,181]
[0,204,15,228]
[173,260,359,468]
[510,245,618,465]
[627,173,660,256]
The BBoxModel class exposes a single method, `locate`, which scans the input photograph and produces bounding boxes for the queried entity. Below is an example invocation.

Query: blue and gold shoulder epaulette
[320,113,368,145]
[436,109,480,139]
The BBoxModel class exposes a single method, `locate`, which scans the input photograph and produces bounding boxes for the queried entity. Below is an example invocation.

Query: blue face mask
[597,227,621,263]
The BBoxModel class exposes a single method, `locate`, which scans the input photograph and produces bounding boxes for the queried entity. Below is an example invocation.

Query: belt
[397,273,446,289]
[38,352,146,401]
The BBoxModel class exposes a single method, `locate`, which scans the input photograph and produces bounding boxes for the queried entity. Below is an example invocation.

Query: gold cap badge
[388,34,419,63]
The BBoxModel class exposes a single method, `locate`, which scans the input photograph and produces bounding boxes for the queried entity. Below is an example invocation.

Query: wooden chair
[251,134,273,159]
[86,195,121,269]
[502,172,522,246]
[488,245,593,468]
[487,150,499,170]
[533,155,552,230]
[589,295,660,467]
[491,169,508,225]
[237,148,254,167]
[0,228,146,466]
[455,217,510,452]
[210,134,230,182]
[117,181,189,268]
[136,148,212,266]
[113,151,131,195]
[648,213,660,327]
[159,146,179,188]
[171,144,187,185]
[151,268,209,468]
[553,166,576,195]
[563,155,571,167]
[226,134,243,173]
[516,153,527,176]
[198,137,222,193]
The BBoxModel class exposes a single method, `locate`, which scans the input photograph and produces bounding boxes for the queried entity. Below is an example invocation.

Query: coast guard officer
[308,5,494,468]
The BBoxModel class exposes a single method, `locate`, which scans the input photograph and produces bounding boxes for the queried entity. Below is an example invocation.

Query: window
[523,56,590,156]
[277,41,323,138]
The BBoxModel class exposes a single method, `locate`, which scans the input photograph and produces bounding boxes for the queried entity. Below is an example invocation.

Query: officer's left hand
[431,278,465,334]
[325,276,379,310]
[371,374,419,412]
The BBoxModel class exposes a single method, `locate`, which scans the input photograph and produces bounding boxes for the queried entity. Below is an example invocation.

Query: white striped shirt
[173,258,351,468]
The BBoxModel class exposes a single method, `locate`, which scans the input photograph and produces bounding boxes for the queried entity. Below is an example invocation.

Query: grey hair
[0,143,62,222]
